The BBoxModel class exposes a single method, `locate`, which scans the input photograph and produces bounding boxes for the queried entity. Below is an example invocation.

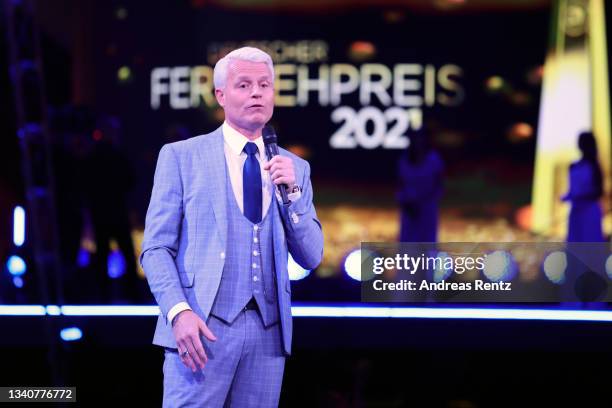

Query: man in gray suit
[140,47,324,407]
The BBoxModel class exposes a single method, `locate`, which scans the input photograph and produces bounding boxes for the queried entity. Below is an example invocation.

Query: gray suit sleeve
[279,161,324,270]
[140,144,188,323]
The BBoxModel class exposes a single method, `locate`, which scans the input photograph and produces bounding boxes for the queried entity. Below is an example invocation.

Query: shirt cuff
[167,302,192,325]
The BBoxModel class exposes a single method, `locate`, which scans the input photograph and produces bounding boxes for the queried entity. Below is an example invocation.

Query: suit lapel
[199,126,228,248]
[199,132,297,281]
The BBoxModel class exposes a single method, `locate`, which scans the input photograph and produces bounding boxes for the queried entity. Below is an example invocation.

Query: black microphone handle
[265,144,290,205]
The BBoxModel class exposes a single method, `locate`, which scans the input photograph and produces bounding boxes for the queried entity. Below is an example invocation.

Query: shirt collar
[222,121,265,158]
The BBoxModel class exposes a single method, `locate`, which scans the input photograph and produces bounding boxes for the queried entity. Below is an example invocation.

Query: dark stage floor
[1,314,611,407]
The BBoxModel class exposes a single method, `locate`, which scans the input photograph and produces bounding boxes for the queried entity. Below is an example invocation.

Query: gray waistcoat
[209,165,279,326]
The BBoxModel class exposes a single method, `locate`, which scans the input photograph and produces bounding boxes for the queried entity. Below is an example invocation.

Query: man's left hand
[264,156,296,190]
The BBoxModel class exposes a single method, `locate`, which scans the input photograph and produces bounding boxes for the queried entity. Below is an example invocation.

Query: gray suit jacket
[140,125,323,355]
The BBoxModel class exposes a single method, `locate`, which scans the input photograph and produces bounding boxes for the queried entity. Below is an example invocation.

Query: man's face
[215,59,274,132]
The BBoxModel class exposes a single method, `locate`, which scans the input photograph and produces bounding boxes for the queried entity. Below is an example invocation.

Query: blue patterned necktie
[243,142,262,224]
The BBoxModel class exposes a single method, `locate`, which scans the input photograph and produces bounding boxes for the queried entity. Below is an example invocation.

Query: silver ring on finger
[181,350,189,357]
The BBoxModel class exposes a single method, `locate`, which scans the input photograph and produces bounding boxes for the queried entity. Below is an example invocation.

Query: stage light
[348,41,376,61]
[514,205,532,231]
[107,250,126,279]
[483,251,517,282]
[286,144,311,159]
[46,305,61,316]
[7,255,26,276]
[13,206,25,247]
[0,305,46,315]
[12,277,23,288]
[605,254,612,279]
[345,249,380,281]
[543,251,567,284]
[1,304,612,322]
[343,249,362,281]
[288,253,311,281]
[60,327,82,342]
[290,305,612,322]
[432,251,453,282]
[485,76,504,92]
[76,248,91,268]
[507,122,534,142]
[117,66,132,82]
[60,305,159,316]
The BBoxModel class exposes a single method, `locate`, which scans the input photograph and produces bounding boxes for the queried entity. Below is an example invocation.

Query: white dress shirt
[222,121,274,218]
[167,122,301,325]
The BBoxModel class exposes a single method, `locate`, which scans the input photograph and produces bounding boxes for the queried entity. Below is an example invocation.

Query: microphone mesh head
[262,125,277,145]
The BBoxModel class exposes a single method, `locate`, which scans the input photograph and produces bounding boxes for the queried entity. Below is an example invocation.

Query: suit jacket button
[220,252,225,259]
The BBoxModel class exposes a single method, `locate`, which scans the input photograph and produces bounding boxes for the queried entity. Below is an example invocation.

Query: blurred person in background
[562,131,605,242]
[396,128,444,242]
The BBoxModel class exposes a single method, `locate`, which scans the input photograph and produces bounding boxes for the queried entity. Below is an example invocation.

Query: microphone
[262,125,290,205]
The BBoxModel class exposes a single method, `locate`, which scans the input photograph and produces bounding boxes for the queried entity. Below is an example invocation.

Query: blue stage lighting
[1,304,612,323]
[76,248,91,268]
[107,250,126,279]
[7,255,26,276]
[432,251,453,282]
[343,249,362,281]
[543,251,567,284]
[60,327,82,342]
[13,206,25,247]
[483,250,517,282]
[46,305,61,316]
[12,276,24,288]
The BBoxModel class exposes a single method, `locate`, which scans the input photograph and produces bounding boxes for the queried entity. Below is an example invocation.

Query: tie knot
[244,142,258,156]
